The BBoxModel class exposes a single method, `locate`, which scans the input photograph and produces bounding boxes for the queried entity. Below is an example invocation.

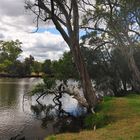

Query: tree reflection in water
[31,99,84,134]
[30,82,86,134]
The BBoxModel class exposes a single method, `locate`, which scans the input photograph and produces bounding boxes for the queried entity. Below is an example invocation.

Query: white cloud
[0,0,69,62]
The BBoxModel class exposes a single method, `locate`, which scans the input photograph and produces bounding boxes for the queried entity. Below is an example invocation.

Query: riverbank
[46,94,140,140]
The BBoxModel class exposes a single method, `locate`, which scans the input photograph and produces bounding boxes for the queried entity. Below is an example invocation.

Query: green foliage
[84,113,109,129]
[32,61,42,75]
[51,52,79,80]
[43,77,56,89]
[80,37,139,95]
[31,83,48,96]
[0,40,43,77]
[110,48,131,84]
[84,96,113,129]
[95,96,114,113]
[80,0,140,94]
[31,78,56,95]
[42,59,52,75]
[0,40,23,74]
[0,40,22,62]
[126,94,140,114]
[103,96,114,102]
[23,55,34,76]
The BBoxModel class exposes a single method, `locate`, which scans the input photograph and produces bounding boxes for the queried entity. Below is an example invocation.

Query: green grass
[45,94,140,140]
[84,96,114,129]
[95,96,114,113]
[126,94,140,114]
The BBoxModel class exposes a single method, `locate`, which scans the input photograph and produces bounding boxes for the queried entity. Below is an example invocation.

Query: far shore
[0,73,42,78]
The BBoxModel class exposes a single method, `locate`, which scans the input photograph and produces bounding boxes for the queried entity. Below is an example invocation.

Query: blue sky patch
[33,27,60,35]
[34,27,87,38]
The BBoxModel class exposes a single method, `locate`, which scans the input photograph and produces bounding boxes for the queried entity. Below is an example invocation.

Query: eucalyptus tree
[24,55,35,76]
[0,40,23,74]
[0,40,22,62]
[25,0,98,110]
[42,59,52,75]
[81,0,140,91]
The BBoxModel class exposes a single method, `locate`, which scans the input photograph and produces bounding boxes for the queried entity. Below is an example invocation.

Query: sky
[0,0,69,62]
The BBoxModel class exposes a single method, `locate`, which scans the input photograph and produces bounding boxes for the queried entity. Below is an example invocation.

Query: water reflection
[30,88,86,135]
[0,78,85,139]
[0,78,47,140]
[0,83,18,107]
[31,100,84,134]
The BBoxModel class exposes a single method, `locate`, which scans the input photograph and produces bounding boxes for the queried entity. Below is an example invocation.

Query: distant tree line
[0,40,42,77]
[0,38,140,97]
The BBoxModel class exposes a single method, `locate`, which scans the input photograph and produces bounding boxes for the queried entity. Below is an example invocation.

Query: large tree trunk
[70,38,97,110]
[68,0,97,110]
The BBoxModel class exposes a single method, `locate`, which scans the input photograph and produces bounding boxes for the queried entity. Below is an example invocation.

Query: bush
[84,113,109,129]
[95,96,114,113]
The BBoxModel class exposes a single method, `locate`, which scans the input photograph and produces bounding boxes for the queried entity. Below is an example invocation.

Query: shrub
[84,113,109,129]
[95,96,114,113]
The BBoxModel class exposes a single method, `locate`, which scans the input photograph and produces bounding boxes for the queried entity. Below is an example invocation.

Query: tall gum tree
[25,0,97,110]
[81,0,140,92]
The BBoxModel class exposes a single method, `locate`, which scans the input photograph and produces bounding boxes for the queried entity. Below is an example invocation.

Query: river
[0,78,84,140]
[0,78,50,140]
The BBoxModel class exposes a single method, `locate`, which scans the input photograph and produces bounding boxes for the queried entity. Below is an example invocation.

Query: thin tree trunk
[127,54,140,92]
[120,46,140,92]
[111,26,140,92]
[122,80,127,91]
[125,36,140,92]
[109,14,140,92]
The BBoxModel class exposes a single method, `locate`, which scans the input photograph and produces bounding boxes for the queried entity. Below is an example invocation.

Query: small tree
[0,40,23,74]
[42,59,52,75]
[32,61,42,75]
[0,40,22,62]
[24,55,34,76]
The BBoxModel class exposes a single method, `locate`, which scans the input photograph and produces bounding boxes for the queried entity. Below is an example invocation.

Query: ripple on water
[0,78,47,139]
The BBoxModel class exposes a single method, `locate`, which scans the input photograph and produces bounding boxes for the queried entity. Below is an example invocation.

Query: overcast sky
[0,0,69,62]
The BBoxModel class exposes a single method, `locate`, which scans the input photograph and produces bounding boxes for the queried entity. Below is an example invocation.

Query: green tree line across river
[0,38,140,96]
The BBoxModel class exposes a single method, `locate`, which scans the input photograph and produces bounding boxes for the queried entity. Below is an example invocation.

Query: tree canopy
[25,0,140,110]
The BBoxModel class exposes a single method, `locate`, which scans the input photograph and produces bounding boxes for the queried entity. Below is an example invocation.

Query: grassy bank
[46,94,140,140]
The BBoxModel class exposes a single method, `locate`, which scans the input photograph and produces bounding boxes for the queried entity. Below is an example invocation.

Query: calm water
[0,78,83,140]
[0,78,49,140]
